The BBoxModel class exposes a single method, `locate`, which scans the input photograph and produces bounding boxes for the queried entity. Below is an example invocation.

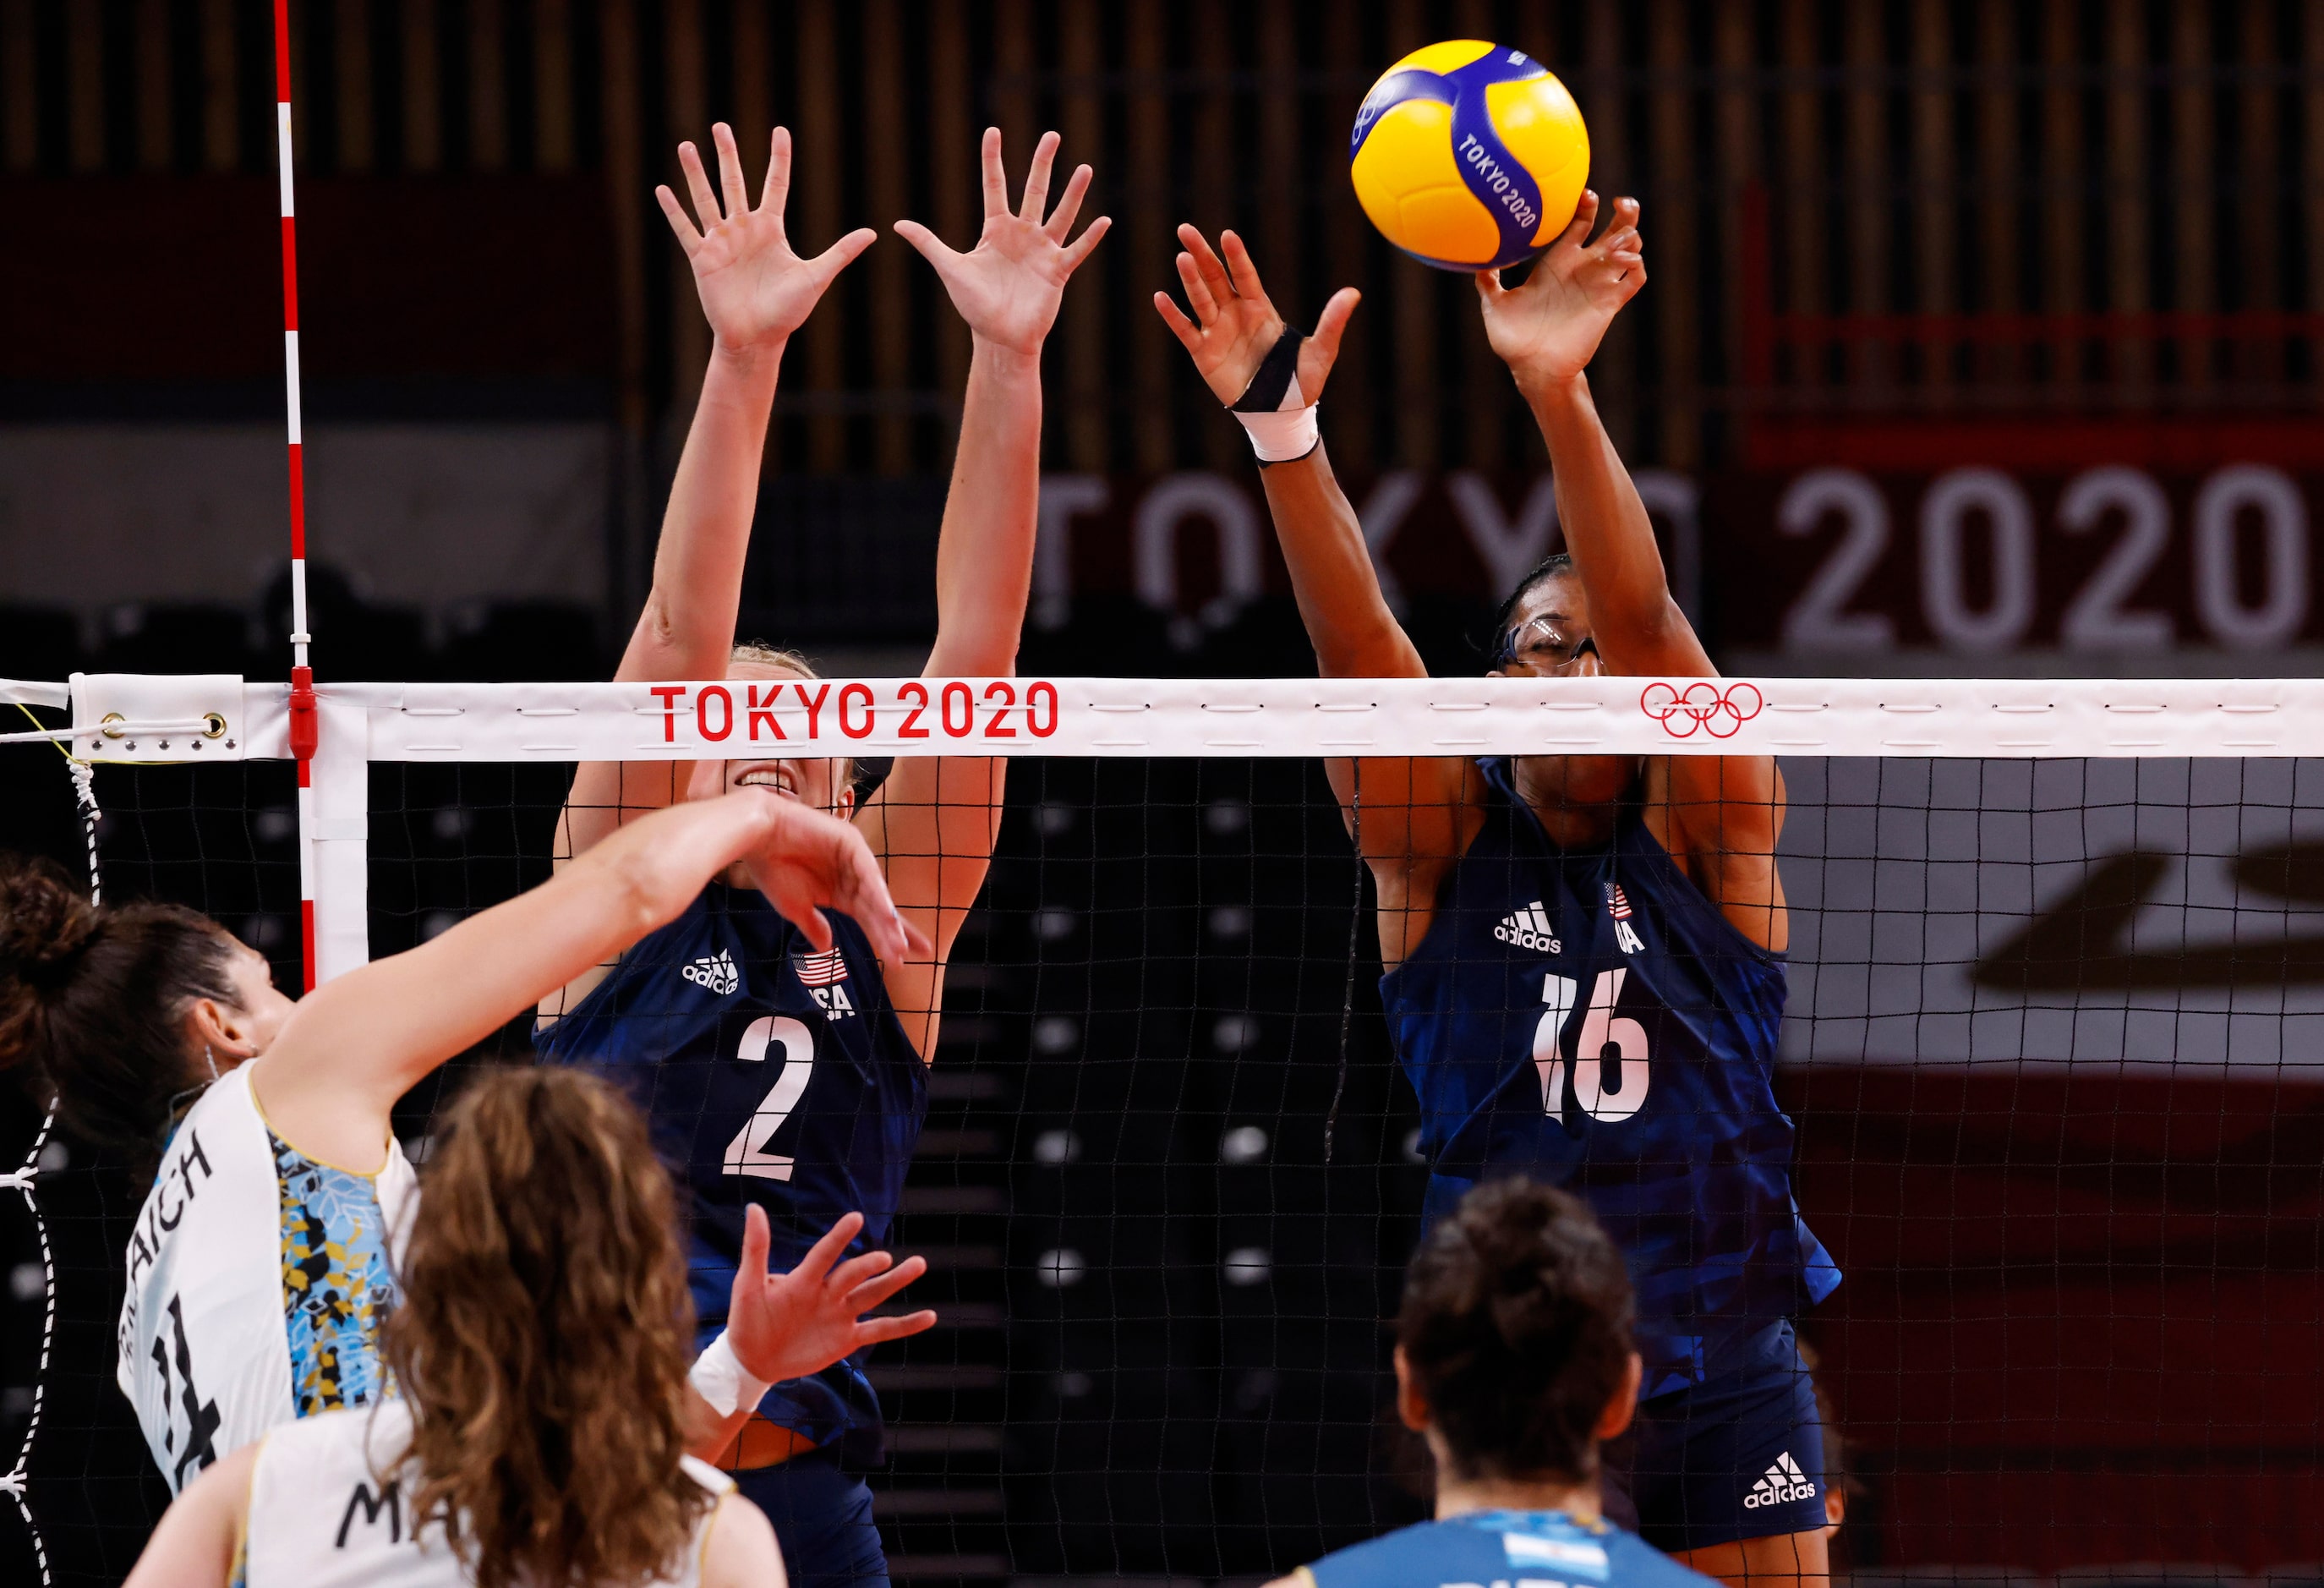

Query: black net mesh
[4,742,2323,1583]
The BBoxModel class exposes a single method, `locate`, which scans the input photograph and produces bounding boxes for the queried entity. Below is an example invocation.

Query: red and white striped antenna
[271,0,320,992]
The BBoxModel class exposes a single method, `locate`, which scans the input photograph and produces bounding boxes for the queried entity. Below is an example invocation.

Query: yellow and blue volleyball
[1348,41,1590,272]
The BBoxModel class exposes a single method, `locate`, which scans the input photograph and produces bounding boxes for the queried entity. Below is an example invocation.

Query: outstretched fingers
[1218,229,1268,304]
[1177,223,1236,304]
[676,140,723,232]
[740,1202,774,1284]
[787,1208,866,1288]
[759,126,793,218]
[811,226,880,286]
[1311,286,1362,357]
[1173,249,1222,324]
[1552,189,1600,254]
[1044,162,1092,241]
[978,126,1008,218]
[856,1307,940,1345]
[1153,290,1203,348]
[655,185,703,255]
[1060,212,1111,271]
[891,217,959,267]
[1018,129,1062,222]
[844,1253,929,1312]
[835,833,927,962]
[712,122,750,222]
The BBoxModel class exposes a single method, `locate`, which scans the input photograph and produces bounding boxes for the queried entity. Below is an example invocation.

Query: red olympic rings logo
[1639,681,1764,740]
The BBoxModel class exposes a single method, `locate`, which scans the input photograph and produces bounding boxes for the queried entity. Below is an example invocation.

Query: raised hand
[1474,191,1645,393]
[727,1207,936,1388]
[658,123,877,354]
[739,794,930,964]
[1154,226,1359,406]
[895,128,1110,356]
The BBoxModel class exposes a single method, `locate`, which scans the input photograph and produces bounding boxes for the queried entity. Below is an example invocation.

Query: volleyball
[1348,41,1590,272]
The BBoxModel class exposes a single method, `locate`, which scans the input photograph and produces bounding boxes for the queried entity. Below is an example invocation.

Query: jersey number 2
[1534,970,1650,1123]
[722,1016,816,1181]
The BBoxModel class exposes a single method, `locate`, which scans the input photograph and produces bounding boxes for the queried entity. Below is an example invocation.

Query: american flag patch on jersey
[793,948,849,987]
[1605,882,1633,920]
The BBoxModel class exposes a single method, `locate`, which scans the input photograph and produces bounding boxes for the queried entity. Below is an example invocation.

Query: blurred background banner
[3,0,2320,682]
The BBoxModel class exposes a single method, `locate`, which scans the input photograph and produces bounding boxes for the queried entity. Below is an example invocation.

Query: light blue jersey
[1301,1509,1716,1588]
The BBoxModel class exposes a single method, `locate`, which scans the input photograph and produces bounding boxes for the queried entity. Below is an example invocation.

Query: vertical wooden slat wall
[927,0,976,414]
[405,0,443,173]
[863,0,915,477]
[1057,0,1106,474]
[4,0,2323,479]
[2239,0,2280,388]
[1975,0,2020,388]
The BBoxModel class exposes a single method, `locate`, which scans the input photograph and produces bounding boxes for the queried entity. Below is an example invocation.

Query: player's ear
[1392,1345,1430,1433]
[1593,1352,1643,1443]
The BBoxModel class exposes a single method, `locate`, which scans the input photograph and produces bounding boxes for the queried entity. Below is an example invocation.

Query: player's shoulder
[698,1483,783,1588]
[259,1396,413,1468]
[1302,1511,1714,1588]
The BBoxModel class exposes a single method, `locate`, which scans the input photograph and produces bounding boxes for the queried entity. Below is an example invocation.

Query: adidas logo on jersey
[1494,901,1561,954]
[794,949,856,1021]
[681,950,739,996]
[1742,1451,1818,1509]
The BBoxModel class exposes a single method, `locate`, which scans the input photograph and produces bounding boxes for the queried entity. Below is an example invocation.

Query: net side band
[32,674,2324,763]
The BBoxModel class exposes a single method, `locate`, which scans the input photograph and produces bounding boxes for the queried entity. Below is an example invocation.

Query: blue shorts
[731,1448,889,1588]
[1599,1319,1829,1553]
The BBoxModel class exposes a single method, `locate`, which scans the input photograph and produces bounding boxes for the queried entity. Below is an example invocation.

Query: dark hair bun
[1397,1176,1636,1484]
[0,857,101,988]
[0,855,105,1073]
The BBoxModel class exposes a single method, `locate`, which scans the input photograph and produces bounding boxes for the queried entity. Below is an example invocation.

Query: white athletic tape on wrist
[689,1330,772,1418]
[1228,326,1319,463]
[1232,402,1320,463]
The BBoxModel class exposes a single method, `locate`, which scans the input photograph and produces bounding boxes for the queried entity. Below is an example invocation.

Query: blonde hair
[729,641,857,802]
[730,640,819,676]
[383,1069,708,1588]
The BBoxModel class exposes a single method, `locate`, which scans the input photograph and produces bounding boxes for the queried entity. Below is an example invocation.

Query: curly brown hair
[382,1067,710,1588]
[1397,1176,1637,1484]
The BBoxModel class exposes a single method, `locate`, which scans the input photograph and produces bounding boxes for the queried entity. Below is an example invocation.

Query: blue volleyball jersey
[1303,1508,1716,1588]
[1380,758,1839,1399]
[533,882,927,1456]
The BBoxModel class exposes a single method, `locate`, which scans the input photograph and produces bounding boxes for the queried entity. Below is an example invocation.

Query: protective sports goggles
[1492,616,1598,670]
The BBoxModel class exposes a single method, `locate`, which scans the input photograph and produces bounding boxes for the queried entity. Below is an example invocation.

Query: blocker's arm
[863,127,1110,1058]
[559,123,874,865]
[1155,227,1478,898]
[1485,195,1785,946]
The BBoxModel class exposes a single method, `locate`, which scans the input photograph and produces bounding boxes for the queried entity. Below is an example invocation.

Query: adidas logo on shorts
[681,950,739,996]
[1494,901,1561,954]
[1742,1451,1818,1509]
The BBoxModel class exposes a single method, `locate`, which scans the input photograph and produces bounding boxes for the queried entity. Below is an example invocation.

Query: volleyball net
[4,671,2324,1584]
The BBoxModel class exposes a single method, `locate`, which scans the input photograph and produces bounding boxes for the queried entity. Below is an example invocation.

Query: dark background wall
[5,4,2324,1585]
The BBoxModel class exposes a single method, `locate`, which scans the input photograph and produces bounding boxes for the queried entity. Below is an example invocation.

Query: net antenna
[271,0,322,994]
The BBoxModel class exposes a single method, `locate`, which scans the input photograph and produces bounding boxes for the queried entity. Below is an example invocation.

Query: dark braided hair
[1397,1176,1636,1483]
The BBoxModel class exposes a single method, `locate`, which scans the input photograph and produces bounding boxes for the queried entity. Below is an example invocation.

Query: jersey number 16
[1534,970,1651,1123]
